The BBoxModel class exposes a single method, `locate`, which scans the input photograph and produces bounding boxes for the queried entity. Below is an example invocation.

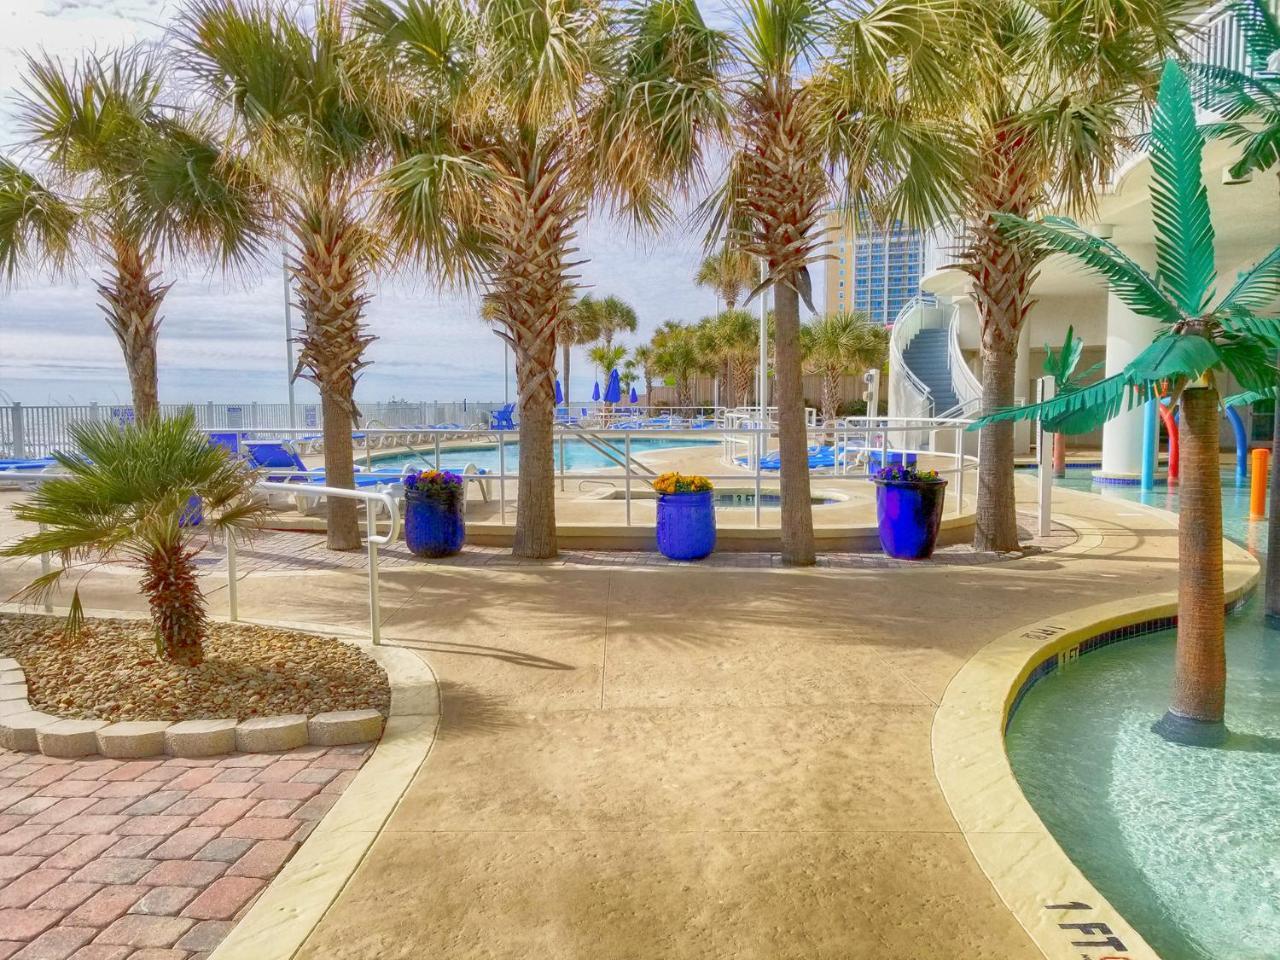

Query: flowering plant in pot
[872,464,947,560]
[403,469,465,558]
[653,472,715,561]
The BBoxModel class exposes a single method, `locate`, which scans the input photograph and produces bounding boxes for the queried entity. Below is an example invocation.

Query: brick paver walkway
[0,744,371,959]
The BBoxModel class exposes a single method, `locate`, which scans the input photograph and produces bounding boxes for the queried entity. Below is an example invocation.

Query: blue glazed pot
[874,479,947,560]
[656,490,716,561]
[179,495,202,528]
[404,491,465,558]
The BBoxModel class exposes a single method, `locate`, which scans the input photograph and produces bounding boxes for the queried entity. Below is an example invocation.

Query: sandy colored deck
[0,477,1254,959]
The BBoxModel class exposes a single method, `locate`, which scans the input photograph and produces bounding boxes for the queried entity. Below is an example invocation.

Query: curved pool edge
[931,507,1259,960]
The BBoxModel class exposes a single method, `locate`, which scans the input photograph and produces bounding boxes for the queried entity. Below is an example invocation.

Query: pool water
[372,437,716,474]
[1005,467,1280,960]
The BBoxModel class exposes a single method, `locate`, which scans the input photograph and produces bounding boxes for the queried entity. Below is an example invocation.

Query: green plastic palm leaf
[1233,0,1280,74]
[1219,247,1280,313]
[992,213,1182,325]
[1148,59,1216,315]
[1224,385,1278,407]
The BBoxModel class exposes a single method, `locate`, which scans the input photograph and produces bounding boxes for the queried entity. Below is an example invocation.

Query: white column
[1098,287,1160,481]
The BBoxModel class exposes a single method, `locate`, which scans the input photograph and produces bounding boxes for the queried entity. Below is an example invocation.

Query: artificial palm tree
[865,0,1193,552]
[176,0,390,551]
[2,411,264,665]
[1191,0,1280,619]
[0,47,264,420]
[976,60,1280,746]
[694,247,760,311]
[560,298,605,404]
[1040,326,1102,477]
[800,311,888,425]
[361,0,727,558]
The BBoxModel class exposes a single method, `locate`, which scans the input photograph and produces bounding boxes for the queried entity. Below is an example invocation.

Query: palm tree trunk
[290,204,373,552]
[1053,432,1067,478]
[100,244,169,421]
[774,282,815,566]
[141,542,206,666]
[514,333,557,559]
[644,375,653,411]
[1154,384,1226,746]
[561,343,572,404]
[974,338,1020,551]
[821,369,839,425]
[1266,355,1280,625]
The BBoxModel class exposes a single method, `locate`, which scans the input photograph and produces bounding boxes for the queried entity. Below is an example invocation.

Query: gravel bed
[0,613,391,722]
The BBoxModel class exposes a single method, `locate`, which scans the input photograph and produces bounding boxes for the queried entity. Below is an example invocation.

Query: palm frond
[1148,59,1217,314]
[0,158,76,280]
[1220,245,1280,312]
[994,213,1182,324]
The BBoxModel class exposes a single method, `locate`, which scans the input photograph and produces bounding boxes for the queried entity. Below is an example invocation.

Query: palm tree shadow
[399,638,576,671]
[434,679,519,740]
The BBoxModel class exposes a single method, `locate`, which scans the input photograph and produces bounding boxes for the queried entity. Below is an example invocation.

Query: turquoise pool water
[1005,467,1280,960]
[372,437,716,474]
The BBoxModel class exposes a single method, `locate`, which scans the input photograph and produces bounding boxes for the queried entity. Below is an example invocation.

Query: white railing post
[226,534,239,622]
[954,427,965,517]
[498,432,507,524]
[623,433,633,526]
[11,403,24,460]
[1037,376,1056,537]
[366,501,381,646]
[754,427,763,529]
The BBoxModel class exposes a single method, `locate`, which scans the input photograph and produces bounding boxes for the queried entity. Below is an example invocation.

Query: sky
[0,0,812,408]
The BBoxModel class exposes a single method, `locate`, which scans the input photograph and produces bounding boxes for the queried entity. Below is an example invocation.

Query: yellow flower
[654,472,713,495]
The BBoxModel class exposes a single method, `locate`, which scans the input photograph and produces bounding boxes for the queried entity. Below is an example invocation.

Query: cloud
[0,0,824,406]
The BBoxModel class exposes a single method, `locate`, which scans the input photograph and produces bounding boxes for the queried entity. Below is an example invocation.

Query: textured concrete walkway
[0,480,1253,959]
[289,479,1251,960]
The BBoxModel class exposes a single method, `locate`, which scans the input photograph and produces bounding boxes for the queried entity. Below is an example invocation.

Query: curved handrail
[945,303,983,414]
[888,298,936,420]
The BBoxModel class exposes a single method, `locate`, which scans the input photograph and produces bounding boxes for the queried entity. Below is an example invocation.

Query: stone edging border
[0,606,387,758]
[931,506,1258,960]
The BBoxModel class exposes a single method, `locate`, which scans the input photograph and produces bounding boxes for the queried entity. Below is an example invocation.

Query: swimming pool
[1005,468,1279,960]
[372,437,717,474]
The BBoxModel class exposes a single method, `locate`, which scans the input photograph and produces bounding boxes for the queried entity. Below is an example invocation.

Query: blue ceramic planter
[866,450,918,473]
[404,491,465,558]
[656,490,716,561]
[874,479,947,560]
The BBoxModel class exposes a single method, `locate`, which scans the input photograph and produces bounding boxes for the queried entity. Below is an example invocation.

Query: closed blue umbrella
[629,386,639,404]
[592,381,601,401]
[554,379,563,404]
[604,368,621,404]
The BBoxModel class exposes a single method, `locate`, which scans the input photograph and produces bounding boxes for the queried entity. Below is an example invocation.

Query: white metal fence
[0,400,504,459]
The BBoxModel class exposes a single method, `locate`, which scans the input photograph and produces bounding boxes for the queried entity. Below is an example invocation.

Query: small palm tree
[363,0,728,558]
[800,312,888,426]
[711,309,760,407]
[694,247,760,310]
[588,344,628,384]
[584,295,639,352]
[559,298,605,405]
[2,411,265,666]
[975,60,1280,746]
[652,321,713,408]
[630,344,658,410]
[0,46,264,420]
[176,0,390,551]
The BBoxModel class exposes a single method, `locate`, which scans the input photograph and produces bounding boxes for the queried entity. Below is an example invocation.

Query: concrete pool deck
[0,477,1256,959]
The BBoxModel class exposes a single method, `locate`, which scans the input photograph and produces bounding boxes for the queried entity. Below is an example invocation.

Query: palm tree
[0,47,264,420]
[1,411,264,665]
[652,321,713,408]
[976,60,1280,746]
[863,0,1191,552]
[176,0,390,552]
[1190,0,1280,619]
[630,344,658,410]
[362,0,727,558]
[800,311,889,426]
[711,308,760,407]
[585,295,639,351]
[560,298,604,405]
[694,247,760,310]
[703,0,956,566]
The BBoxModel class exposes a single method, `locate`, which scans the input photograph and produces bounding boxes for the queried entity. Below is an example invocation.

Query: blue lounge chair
[490,404,516,430]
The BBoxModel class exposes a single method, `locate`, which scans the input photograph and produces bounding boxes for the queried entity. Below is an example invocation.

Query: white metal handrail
[888,299,936,420]
[945,303,983,414]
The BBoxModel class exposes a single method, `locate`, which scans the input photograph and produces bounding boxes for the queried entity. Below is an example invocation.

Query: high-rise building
[822,210,925,325]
